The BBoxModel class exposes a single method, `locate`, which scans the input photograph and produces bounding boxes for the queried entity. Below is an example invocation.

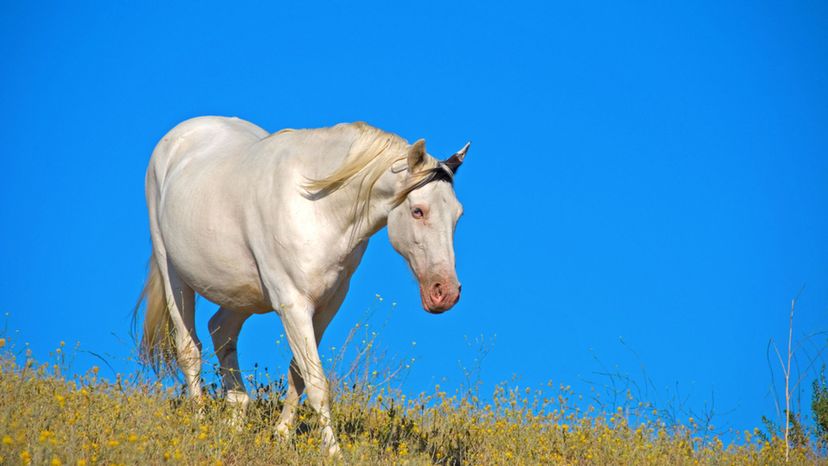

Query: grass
[0,331,826,465]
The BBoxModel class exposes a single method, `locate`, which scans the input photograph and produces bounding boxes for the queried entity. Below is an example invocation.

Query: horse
[133,116,470,456]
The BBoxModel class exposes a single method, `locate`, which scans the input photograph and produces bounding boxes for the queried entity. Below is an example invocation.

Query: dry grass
[0,332,825,466]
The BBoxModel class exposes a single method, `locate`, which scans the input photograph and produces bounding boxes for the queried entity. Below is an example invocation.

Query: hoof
[274,422,291,439]
[325,442,343,459]
[224,390,249,432]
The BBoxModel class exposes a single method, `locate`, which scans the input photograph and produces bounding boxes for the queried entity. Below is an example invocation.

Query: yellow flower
[107,440,120,447]
[20,451,32,465]
[77,460,87,466]
[51,456,62,466]
[0,338,5,348]
[2,435,11,445]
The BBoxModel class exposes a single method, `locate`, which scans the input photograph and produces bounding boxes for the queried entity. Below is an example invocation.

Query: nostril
[458,284,462,294]
[431,283,445,303]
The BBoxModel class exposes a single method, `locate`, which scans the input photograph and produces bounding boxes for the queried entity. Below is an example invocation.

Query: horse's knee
[215,339,237,359]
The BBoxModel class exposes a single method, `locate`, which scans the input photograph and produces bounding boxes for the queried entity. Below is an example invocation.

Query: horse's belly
[160,202,270,312]
[169,246,269,313]
[194,276,268,313]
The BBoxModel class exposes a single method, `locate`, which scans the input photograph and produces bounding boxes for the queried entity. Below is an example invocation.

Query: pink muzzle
[419,278,461,314]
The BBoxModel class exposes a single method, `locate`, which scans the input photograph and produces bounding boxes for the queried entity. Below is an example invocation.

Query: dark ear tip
[458,141,471,159]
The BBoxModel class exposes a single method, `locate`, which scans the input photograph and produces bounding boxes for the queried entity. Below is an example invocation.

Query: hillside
[0,336,824,465]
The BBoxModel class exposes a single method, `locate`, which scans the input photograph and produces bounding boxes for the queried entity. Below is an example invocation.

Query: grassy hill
[0,335,824,465]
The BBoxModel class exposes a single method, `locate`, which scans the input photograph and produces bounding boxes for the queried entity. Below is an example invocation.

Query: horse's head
[387,139,470,314]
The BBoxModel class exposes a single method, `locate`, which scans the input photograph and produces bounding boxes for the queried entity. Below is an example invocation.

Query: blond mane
[305,122,440,226]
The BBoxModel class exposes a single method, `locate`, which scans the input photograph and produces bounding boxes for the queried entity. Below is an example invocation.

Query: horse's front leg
[275,283,347,438]
[279,297,341,457]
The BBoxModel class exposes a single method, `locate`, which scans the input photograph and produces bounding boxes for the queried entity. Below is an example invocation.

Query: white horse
[134,116,469,455]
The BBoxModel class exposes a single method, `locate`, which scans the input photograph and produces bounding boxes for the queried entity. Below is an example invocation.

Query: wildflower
[77,460,87,466]
[20,451,31,465]
[2,435,11,445]
[0,338,5,348]
[51,456,62,466]
[107,440,120,447]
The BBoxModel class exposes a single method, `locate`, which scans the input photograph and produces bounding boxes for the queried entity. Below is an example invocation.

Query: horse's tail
[132,256,176,373]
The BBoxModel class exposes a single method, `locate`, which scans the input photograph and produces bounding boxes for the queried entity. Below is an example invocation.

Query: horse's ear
[407,139,426,171]
[443,142,471,175]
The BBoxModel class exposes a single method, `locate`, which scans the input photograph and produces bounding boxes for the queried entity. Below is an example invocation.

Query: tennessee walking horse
[134,116,470,455]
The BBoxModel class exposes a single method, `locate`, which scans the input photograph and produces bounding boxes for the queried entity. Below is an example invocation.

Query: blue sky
[1,1,826,436]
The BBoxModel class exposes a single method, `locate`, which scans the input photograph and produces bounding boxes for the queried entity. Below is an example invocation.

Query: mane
[304,122,441,228]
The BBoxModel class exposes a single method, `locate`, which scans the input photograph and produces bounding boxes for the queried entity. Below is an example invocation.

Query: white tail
[132,256,176,373]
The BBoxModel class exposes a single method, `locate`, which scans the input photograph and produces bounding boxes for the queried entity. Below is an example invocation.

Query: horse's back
[148,116,269,187]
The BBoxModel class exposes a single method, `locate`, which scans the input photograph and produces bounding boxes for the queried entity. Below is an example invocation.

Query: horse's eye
[411,207,424,219]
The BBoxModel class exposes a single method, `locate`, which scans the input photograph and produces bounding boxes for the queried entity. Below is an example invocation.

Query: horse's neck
[324,165,403,249]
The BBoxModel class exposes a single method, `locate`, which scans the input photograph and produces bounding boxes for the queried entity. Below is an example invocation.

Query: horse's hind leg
[157,256,202,398]
[147,166,202,398]
[209,307,252,409]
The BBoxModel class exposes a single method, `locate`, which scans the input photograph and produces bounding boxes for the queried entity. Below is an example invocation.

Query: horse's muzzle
[420,280,461,314]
